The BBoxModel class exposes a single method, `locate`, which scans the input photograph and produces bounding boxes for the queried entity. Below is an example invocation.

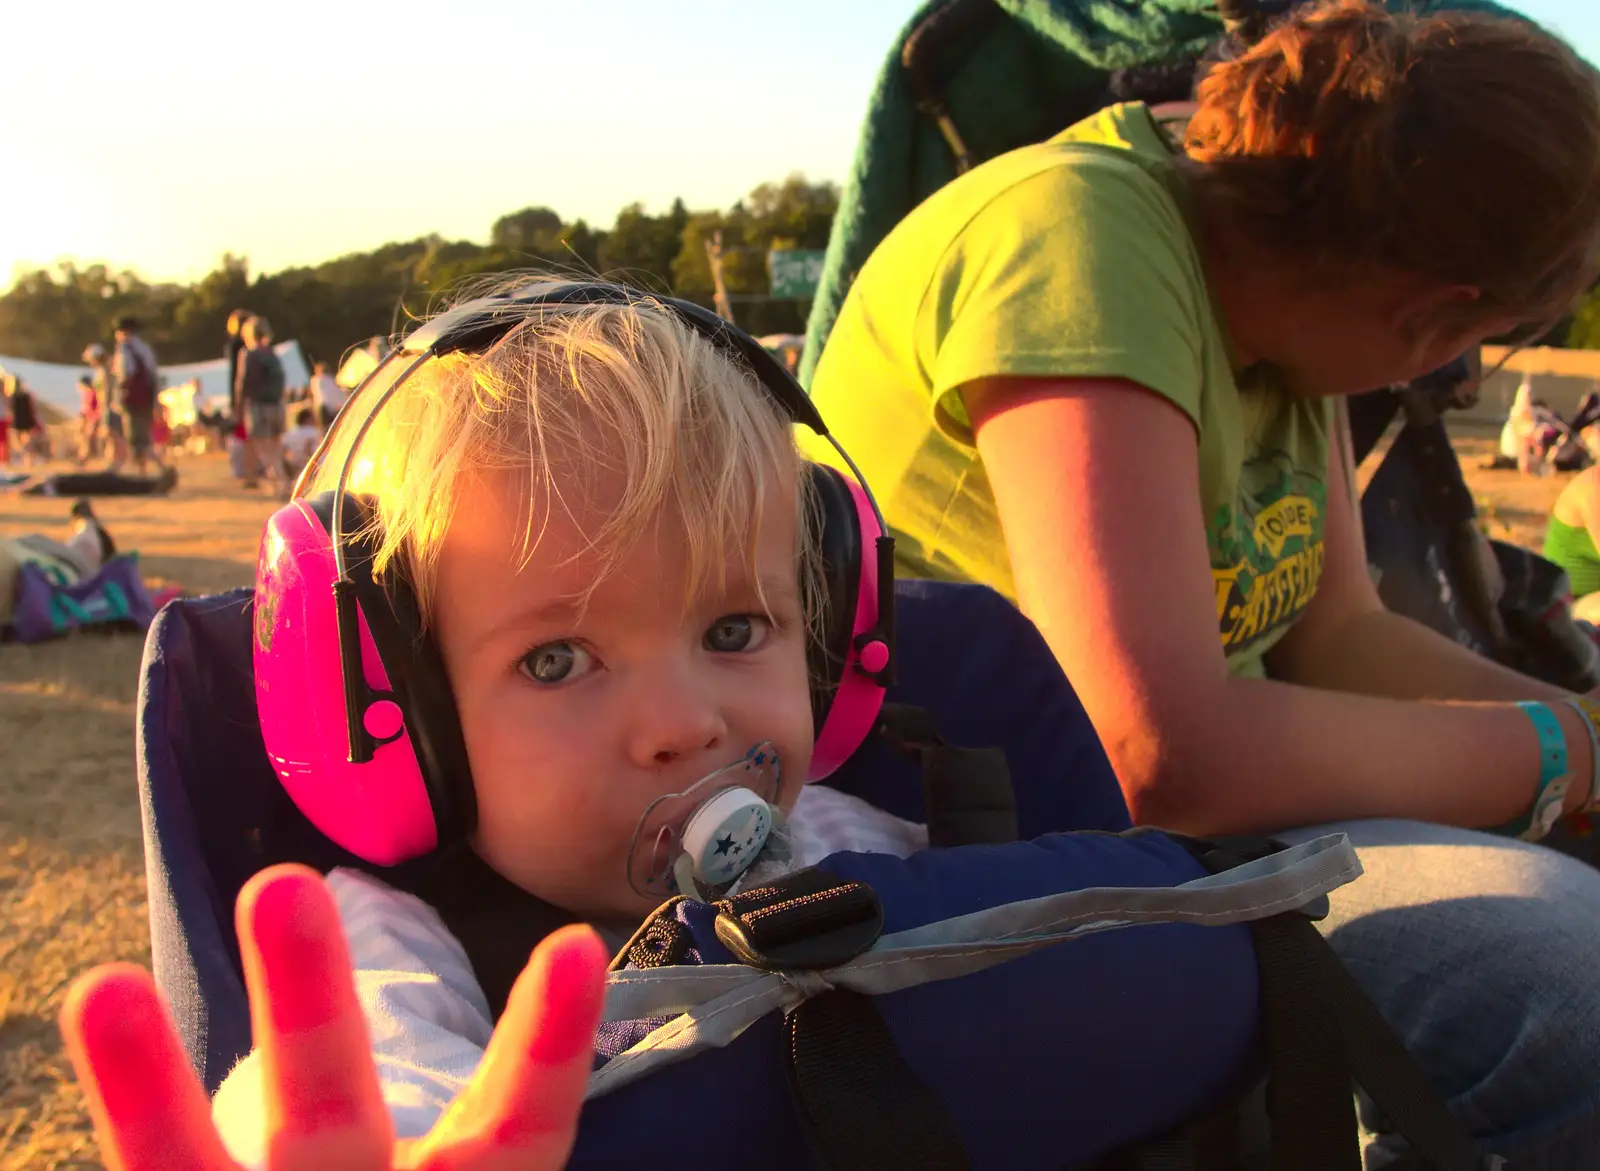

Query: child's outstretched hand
[60,864,607,1171]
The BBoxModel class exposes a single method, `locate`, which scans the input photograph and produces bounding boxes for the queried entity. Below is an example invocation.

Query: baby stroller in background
[1353,362,1600,862]
[1568,391,1600,464]
[1485,375,1600,474]
[1352,363,1600,697]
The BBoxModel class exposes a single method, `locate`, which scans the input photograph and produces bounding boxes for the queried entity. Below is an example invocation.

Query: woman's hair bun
[1186,0,1600,327]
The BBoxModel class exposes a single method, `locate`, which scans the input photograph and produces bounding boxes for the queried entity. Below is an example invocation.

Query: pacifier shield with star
[627,743,782,899]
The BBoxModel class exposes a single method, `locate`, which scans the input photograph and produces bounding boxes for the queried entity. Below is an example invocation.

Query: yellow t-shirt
[803,102,1332,677]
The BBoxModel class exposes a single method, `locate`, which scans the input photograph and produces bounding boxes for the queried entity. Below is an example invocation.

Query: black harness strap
[1253,913,1498,1171]
[876,703,1018,847]
[1194,840,1501,1171]
[1250,911,1365,1171]
[395,844,576,1020]
[716,867,972,1171]
[1084,1097,1252,1170]
[786,989,970,1171]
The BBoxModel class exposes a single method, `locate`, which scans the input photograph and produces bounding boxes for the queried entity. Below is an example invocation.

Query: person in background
[280,405,320,483]
[65,498,116,575]
[76,375,102,465]
[1544,467,1600,624]
[802,1,1600,1163]
[1,498,118,590]
[149,402,171,464]
[224,309,251,397]
[307,360,347,429]
[0,375,11,466]
[82,343,126,470]
[8,378,43,468]
[1500,374,1539,467]
[225,310,261,481]
[110,317,167,477]
[226,420,250,482]
[234,316,288,496]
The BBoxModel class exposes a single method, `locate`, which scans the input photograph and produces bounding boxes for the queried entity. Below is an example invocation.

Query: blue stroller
[138,576,1488,1169]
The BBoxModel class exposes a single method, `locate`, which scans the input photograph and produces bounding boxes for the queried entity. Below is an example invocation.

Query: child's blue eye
[518,641,594,685]
[704,614,770,654]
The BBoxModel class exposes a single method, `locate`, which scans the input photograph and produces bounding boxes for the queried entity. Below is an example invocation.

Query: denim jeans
[1274,819,1600,1169]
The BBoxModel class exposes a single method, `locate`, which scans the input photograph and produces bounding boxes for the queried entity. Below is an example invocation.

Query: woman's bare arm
[967,376,1589,836]
[1265,405,1572,703]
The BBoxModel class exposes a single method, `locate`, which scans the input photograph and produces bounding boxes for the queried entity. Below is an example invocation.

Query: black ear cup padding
[305,491,477,843]
[804,464,864,739]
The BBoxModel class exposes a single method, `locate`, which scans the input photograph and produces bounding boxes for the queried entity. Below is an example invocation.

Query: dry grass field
[0,451,277,1169]
[0,423,1570,1167]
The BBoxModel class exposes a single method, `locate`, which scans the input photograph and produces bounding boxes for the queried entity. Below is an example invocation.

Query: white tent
[0,341,311,418]
[0,353,93,417]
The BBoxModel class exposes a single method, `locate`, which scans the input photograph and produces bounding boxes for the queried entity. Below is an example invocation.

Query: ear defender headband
[252,280,895,867]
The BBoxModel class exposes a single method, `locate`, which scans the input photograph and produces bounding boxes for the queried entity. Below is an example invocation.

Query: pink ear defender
[808,469,892,781]
[254,498,441,864]
[250,281,895,869]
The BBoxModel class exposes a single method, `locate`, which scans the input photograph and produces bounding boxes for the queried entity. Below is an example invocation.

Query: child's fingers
[420,923,607,1169]
[59,963,237,1171]
[236,864,392,1171]
[477,923,608,1137]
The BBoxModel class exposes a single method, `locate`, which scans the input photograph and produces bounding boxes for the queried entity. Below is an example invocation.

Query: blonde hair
[310,287,822,636]
[1186,0,1600,331]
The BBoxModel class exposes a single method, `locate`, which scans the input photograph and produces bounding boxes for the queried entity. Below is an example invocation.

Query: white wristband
[1562,699,1600,812]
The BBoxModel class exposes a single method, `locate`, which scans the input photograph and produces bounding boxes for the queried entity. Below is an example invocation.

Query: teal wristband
[1495,701,1570,841]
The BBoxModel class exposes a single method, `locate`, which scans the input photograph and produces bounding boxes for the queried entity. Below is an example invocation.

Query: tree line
[0,175,839,370]
[9,167,1600,370]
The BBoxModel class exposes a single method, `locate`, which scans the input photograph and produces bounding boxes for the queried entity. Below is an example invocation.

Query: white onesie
[211,783,926,1166]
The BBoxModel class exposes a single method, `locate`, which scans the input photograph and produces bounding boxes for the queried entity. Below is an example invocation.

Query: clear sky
[2,0,1596,289]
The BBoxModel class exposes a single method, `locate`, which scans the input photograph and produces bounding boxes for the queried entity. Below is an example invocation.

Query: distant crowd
[0,308,354,497]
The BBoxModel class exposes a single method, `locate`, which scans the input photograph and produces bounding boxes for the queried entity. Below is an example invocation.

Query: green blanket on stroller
[798,0,1525,386]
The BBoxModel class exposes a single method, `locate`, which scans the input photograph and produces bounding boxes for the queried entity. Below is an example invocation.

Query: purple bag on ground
[10,554,157,643]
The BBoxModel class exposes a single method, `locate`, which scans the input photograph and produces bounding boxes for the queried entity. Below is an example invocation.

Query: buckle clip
[714,867,884,971]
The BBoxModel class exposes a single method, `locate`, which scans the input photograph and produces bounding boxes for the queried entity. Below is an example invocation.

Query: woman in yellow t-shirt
[806,1,1600,1164]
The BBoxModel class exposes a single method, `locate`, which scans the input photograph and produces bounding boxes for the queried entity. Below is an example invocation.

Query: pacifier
[627,743,783,900]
